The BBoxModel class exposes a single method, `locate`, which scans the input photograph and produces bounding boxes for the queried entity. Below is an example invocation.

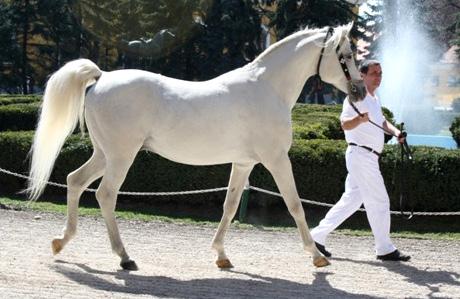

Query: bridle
[316,27,414,219]
[315,27,354,89]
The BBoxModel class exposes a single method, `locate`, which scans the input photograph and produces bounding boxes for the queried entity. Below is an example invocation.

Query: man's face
[361,64,382,91]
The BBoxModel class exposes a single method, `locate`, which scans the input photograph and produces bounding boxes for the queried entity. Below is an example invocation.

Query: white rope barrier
[0,167,227,196]
[1,166,459,216]
[249,186,460,216]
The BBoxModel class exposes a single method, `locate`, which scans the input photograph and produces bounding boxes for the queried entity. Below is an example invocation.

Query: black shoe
[315,242,331,257]
[377,249,411,261]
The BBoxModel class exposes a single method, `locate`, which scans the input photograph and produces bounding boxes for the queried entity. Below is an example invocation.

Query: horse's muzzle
[347,80,366,102]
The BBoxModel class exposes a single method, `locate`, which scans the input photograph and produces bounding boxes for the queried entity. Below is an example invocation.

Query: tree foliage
[5,0,454,95]
[270,0,366,41]
[0,0,264,90]
[0,2,21,93]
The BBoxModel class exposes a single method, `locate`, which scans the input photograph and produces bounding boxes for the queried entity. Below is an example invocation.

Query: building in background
[426,46,460,108]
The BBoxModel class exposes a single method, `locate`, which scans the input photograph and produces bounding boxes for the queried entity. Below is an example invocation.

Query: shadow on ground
[52,260,381,299]
[333,256,460,298]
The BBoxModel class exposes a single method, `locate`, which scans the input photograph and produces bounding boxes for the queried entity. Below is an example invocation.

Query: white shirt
[341,93,385,153]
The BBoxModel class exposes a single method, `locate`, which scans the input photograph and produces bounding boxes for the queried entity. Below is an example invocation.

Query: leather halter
[315,27,352,82]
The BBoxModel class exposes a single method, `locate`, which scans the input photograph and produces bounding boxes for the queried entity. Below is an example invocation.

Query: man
[311,59,410,261]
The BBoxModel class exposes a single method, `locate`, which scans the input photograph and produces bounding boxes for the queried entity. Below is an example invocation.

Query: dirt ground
[0,208,459,299]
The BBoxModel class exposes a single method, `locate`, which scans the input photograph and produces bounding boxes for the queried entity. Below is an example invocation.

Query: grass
[1,195,459,240]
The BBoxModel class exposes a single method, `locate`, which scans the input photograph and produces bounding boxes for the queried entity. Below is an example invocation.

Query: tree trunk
[75,5,83,58]
[21,0,30,94]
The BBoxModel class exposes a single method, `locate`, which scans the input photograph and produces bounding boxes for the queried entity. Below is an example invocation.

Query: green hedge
[0,131,231,205]
[450,116,460,147]
[1,131,459,212]
[291,104,396,142]
[0,94,42,105]
[1,102,343,134]
[0,103,40,131]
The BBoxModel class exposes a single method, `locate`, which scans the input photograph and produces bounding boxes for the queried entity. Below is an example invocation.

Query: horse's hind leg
[212,162,254,268]
[263,153,329,267]
[52,148,105,255]
[95,152,138,271]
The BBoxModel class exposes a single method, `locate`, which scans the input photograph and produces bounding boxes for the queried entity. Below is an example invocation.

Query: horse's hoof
[51,239,63,255]
[313,256,330,267]
[216,259,233,269]
[120,260,139,271]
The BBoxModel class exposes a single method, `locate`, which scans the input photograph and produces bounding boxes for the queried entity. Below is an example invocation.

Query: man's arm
[341,113,369,130]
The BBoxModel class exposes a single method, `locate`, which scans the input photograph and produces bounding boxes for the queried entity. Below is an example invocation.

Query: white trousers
[311,146,396,255]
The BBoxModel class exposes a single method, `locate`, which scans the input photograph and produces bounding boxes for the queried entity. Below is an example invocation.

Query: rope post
[238,179,250,223]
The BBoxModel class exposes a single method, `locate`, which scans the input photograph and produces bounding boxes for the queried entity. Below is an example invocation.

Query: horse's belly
[143,137,256,166]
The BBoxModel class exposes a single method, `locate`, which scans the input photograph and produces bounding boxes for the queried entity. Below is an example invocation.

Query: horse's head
[318,23,366,102]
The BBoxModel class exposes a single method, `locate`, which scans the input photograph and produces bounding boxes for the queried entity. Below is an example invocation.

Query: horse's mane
[250,23,352,66]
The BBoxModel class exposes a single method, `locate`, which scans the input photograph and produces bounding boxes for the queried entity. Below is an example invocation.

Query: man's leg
[347,150,396,255]
[311,174,363,245]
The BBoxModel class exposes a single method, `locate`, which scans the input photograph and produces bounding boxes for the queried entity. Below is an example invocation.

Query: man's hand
[397,131,406,144]
[358,112,369,124]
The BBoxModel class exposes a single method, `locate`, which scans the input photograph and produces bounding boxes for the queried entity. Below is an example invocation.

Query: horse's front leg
[212,162,254,268]
[263,153,330,267]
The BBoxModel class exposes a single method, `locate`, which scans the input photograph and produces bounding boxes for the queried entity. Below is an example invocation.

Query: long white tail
[28,59,102,200]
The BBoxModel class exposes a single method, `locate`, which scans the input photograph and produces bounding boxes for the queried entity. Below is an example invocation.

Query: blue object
[406,134,458,149]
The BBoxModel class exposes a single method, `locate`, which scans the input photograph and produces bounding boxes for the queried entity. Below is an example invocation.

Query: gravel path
[0,208,459,299]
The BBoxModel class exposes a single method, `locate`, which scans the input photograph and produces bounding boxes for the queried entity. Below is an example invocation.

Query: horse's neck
[255,34,323,109]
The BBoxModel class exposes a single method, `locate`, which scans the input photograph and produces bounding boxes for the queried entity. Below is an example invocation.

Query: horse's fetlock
[65,226,77,239]
[211,240,223,251]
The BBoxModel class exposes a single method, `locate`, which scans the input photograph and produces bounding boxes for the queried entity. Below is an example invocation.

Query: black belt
[348,143,381,157]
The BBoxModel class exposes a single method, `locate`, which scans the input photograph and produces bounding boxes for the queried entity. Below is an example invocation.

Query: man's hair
[359,59,380,74]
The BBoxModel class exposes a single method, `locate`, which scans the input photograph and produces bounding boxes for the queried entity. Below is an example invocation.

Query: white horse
[28,23,364,271]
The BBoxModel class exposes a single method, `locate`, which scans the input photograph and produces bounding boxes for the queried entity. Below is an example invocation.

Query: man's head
[359,59,382,94]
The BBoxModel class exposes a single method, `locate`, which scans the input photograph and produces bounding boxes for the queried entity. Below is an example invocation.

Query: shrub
[292,113,343,140]
[1,131,459,212]
[0,103,40,131]
[0,94,42,105]
[0,131,231,205]
[292,104,343,140]
[292,103,397,143]
[450,116,460,147]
